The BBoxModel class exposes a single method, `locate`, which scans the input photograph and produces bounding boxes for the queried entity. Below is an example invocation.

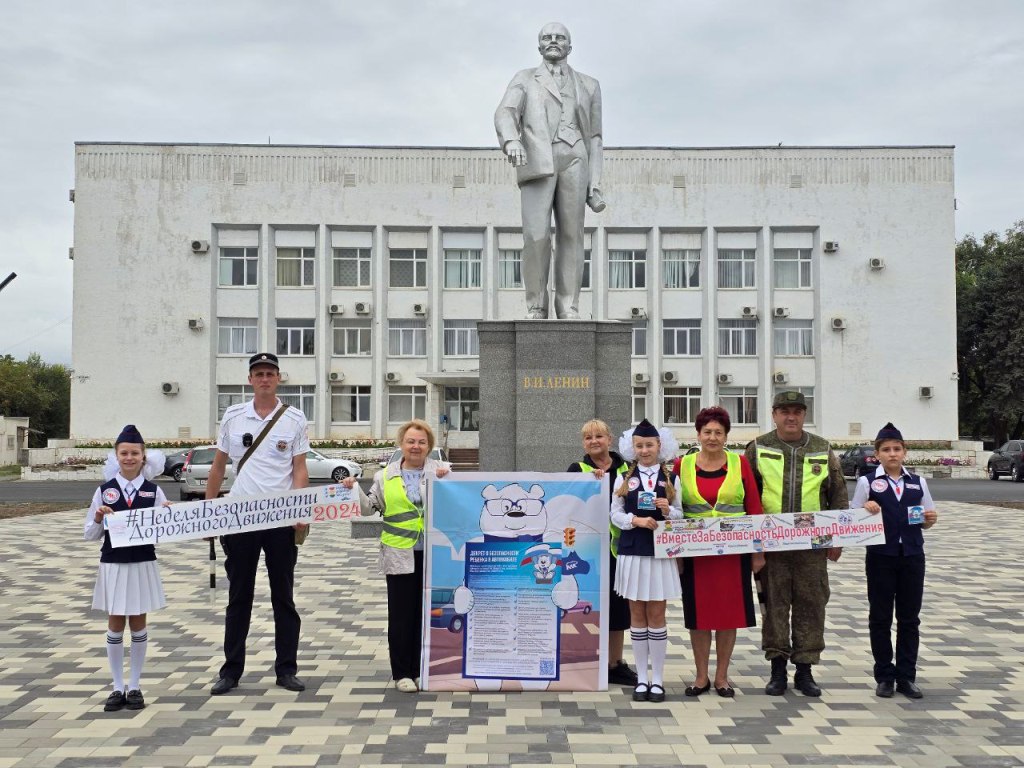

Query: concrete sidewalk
[0,503,1021,767]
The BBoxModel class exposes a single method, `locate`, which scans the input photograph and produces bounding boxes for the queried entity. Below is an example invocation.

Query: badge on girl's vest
[102,488,120,505]
[627,477,640,491]
[870,479,888,493]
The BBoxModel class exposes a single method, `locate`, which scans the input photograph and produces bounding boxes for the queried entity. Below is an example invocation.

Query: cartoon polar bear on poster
[452,482,582,690]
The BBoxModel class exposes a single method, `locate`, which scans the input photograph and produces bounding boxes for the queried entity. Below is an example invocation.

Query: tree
[0,353,71,448]
[956,221,1024,444]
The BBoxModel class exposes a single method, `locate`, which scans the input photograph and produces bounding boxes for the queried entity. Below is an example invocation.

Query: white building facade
[71,143,957,446]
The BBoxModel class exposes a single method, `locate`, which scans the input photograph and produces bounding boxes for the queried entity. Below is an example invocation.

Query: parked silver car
[182,446,362,501]
[181,445,234,501]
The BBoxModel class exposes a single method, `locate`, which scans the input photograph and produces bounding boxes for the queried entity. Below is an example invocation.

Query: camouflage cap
[772,390,807,409]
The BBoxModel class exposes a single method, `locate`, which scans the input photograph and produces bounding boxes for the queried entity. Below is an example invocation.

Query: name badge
[637,491,656,511]
[907,505,924,525]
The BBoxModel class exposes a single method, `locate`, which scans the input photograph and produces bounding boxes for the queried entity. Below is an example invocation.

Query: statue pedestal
[478,321,632,471]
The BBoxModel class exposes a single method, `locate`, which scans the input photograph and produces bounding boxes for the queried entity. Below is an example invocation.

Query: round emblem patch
[871,479,888,493]
[627,477,641,491]
[811,464,822,475]
[276,440,288,451]
[102,488,120,505]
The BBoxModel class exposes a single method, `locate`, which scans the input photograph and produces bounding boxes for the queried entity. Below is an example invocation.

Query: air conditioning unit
[329,304,344,315]
[868,257,886,270]
[717,373,733,385]
[662,371,678,384]
[633,372,650,384]
[773,371,789,384]
[823,240,839,253]
[190,239,210,254]
[385,372,401,383]
[773,307,790,318]
[279,372,290,382]
[919,386,933,399]
[187,318,204,331]
[329,371,345,382]
[413,302,428,315]
[831,317,847,331]
[161,382,180,395]
[741,306,758,318]
[354,301,372,315]
[630,307,647,319]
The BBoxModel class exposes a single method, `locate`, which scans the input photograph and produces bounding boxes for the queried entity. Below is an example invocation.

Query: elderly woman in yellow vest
[676,406,765,698]
[344,419,449,693]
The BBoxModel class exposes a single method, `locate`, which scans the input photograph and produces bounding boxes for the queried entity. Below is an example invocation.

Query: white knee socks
[106,630,124,691]
[128,630,148,691]
[630,627,649,685]
[648,626,668,687]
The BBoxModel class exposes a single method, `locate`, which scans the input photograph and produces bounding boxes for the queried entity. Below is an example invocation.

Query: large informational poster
[421,472,609,691]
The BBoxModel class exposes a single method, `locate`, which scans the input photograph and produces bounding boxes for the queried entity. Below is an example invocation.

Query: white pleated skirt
[614,555,682,601]
[92,560,166,616]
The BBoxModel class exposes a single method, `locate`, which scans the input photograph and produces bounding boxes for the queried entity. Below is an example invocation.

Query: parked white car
[182,446,362,501]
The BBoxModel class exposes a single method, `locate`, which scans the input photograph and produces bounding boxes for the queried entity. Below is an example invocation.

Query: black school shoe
[126,689,145,710]
[103,690,127,712]
[609,661,639,686]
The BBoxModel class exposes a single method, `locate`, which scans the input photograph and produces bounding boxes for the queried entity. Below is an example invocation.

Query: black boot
[764,656,788,696]
[794,663,822,697]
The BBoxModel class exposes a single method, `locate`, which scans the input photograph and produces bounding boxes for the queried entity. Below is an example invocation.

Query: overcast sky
[2,0,1022,364]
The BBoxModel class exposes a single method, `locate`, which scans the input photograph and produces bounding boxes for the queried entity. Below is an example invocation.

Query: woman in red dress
[675,406,765,697]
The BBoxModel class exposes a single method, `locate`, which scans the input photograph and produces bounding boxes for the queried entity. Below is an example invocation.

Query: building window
[443,320,479,356]
[217,385,253,420]
[388,319,427,357]
[609,249,646,289]
[333,247,371,287]
[720,387,758,425]
[663,319,701,356]
[276,247,315,287]
[278,385,315,421]
[444,387,480,431]
[774,319,813,356]
[276,319,315,356]
[332,319,372,357]
[389,248,427,288]
[773,385,815,423]
[773,248,812,289]
[663,249,700,289]
[717,248,756,289]
[388,385,427,422]
[664,386,701,424]
[218,246,258,287]
[217,317,258,356]
[444,248,482,288]
[331,385,371,423]
[718,319,757,356]
[633,386,648,423]
[582,249,592,290]
[632,320,647,357]
[498,249,522,288]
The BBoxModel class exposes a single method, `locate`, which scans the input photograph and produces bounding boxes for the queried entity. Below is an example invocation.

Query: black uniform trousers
[865,550,925,683]
[220,526,300,680]
[385,549,424,681]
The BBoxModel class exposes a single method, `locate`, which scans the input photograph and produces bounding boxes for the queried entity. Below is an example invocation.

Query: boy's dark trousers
[865,550,925,683]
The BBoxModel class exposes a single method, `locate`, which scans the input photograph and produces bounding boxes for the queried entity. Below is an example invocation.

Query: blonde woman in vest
[676,407,765,698]
[611,419,683,703]
[344,419,450,692]
[567,418,636,687]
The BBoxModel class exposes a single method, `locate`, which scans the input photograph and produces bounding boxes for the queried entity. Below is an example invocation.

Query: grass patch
[0,503,82,519]
[0,465,20,478]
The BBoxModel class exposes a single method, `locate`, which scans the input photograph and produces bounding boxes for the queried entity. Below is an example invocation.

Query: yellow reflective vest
[579,459,629,556]
[678,452,746,517]
[380,472,423,549]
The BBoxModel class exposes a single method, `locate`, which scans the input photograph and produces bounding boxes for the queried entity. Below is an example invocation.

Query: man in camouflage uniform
[746,391,848,697]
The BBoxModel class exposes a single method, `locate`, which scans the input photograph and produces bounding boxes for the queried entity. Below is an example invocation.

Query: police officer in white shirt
[207,352,310,695]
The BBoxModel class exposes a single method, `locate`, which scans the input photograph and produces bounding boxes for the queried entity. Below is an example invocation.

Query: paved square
[0,502,1021,767]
